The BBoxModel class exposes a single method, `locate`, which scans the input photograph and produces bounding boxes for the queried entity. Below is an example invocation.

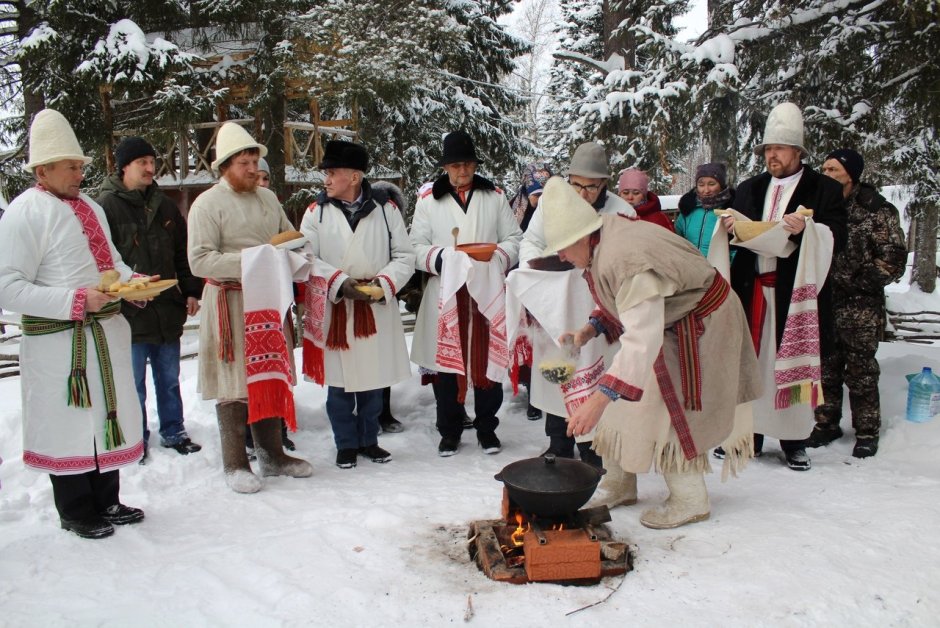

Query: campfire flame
[510,512,528,546]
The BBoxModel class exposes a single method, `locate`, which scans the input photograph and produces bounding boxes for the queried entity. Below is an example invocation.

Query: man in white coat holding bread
[409,131,522,457]
[0,109,145,539]
[299,140,415,469]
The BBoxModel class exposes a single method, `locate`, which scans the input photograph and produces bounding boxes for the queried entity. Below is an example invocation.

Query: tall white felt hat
[753,102,808,157]
[211,122,267,171]
[24,109,92,172]
[541,176,603,256]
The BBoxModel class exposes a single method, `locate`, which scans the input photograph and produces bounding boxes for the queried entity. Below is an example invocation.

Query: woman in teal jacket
[675,163,735,258]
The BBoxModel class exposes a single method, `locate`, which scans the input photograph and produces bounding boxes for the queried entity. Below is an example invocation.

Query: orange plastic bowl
[457,242,497,261]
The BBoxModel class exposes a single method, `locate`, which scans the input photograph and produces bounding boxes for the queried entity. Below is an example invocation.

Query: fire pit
[467,487,633,585]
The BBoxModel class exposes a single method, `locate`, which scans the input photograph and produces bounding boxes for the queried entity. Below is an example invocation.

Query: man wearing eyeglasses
[514,142,635,504]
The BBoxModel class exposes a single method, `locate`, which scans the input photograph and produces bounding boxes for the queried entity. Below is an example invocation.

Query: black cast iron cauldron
[494,454,606,518]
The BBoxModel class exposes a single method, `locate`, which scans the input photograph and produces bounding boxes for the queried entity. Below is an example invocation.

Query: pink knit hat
[618,168,649,194]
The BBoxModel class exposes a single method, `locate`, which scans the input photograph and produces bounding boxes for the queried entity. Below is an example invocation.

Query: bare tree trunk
[911,198,938,293]
[603,0,634,68]
[16,1,44,124]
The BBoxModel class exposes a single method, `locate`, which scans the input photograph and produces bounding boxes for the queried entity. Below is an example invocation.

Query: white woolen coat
[409,182,522,372]
[0,188,142,474]
[300,196,416,392]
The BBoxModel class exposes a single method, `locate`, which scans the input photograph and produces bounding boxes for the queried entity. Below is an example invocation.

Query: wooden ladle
[452,226,459,248]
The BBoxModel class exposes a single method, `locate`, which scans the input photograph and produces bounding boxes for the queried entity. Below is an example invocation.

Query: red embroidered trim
[376,274,396,296]
[71,288,87,321]
[327,270,344,296]
[24,441,144,473]
[425,247,440,273]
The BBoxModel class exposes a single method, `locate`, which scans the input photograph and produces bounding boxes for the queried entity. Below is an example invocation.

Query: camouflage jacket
[830,182,906,309]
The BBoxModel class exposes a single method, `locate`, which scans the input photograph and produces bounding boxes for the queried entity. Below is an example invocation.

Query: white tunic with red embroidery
[300,198,416,392]
[409,182,522,372]
[0,188,142,474]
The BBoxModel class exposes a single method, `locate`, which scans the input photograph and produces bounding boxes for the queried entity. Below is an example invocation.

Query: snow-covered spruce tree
[291,0,531,211]
[11,1,195,191]
[568,0,692,188]
[540,0,605,165]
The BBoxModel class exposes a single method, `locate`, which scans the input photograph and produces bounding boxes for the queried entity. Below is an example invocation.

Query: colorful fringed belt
[207,278,242,362]
[21,300,125,450]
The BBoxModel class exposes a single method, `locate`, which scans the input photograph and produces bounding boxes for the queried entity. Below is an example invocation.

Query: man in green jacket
[98,137,204,460]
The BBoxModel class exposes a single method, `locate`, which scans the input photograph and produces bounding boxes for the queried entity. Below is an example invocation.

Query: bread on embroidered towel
[505,267,609,419]
[241,244,311,429]
[435,247,510,384]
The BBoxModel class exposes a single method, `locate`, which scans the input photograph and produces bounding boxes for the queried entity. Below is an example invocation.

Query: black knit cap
[438,130,483,166]
[825,148,864,184]
[319,140,369,172]
[115,136,156,172]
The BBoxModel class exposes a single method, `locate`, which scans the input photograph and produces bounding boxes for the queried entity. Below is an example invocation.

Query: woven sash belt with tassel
[206,278,242,362]
[21,300,125,450]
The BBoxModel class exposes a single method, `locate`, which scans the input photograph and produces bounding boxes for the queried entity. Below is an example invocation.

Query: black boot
[379,388,404,433]
[806,422,843,448]
[577,441,603,469]
[541,436,574,459]
[853,435,879,458]
[281,421,297,451]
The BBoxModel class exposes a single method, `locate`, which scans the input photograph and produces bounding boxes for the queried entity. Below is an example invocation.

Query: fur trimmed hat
[540,176,603,256]
[211,122,267,172]
[115,136,156,173]
[753,102,808,157]
[695,162,727,189]
[319,140,369,172]
[438,131,482,166]
[567,142,610,179]
[824,148,864,184]
[24,109,92,172]
[617,168,649,194]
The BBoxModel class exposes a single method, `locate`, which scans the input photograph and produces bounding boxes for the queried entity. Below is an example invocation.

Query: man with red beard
[188,122,312,493]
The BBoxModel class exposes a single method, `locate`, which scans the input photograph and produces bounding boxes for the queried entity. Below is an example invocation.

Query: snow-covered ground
[2,282,939,626]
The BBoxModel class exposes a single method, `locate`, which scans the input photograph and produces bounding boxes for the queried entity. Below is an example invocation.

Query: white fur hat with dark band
[540,176,603,256]
[24,109,92,172]
[211,122,267,172]
[753,102,808,157]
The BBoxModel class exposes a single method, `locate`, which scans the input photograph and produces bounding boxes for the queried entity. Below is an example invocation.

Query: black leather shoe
[784,448,812,471]
[477,432,502,455]
[438,437,460,457]
[61,517,114,539]
[100,504,145,525]
[358,444,392,463]
[336,448,358,469]
[163,438,202,455]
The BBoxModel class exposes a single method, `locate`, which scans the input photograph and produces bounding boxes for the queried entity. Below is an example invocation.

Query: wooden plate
[107,279,179,300]
[733,221,777,241]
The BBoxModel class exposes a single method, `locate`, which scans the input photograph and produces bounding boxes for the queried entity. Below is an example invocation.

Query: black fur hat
[438,131,483,166]
[319,140,369,172]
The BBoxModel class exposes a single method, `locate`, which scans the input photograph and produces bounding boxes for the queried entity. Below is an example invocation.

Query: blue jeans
[325,387,382,450]
[132,341,187,447]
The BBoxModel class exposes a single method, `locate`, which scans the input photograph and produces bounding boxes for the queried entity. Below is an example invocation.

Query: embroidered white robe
[0,189,142,473]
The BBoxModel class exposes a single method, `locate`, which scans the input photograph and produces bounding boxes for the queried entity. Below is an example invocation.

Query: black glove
[340,277,374,301]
